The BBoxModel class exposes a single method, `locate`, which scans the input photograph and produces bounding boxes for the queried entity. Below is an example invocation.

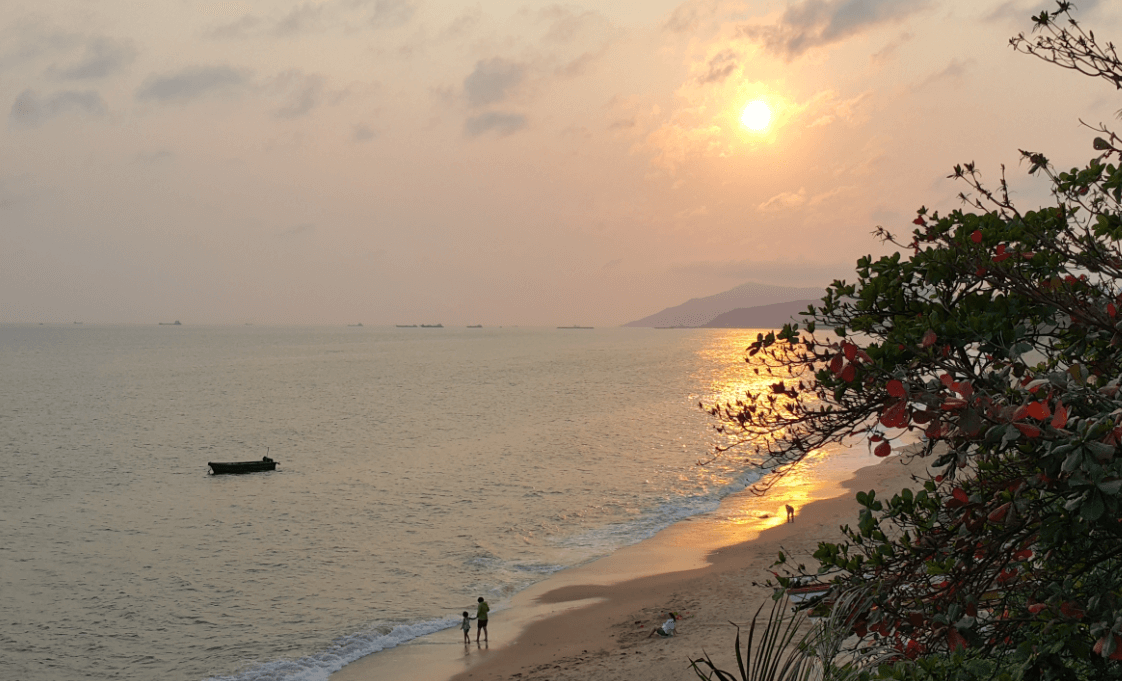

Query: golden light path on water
[690,330,861,544]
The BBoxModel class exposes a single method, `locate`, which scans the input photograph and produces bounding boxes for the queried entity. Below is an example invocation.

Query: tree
[708,4,1122,679]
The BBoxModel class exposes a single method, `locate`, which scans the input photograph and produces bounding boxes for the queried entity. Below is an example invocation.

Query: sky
[3,0,1122,326]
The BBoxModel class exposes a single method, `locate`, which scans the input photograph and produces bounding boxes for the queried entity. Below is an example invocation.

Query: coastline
[331,445,931,681]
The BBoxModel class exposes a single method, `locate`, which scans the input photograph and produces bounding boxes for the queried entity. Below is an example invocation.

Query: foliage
[707,4,1122,679]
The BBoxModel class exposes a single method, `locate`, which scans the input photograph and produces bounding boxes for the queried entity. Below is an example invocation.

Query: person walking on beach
[460,611,474,644]
[476,596,489,644]
[785,504,795,523]
[647,612,678,637]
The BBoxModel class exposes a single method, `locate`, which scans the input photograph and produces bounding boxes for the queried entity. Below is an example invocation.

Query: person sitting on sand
[647,612,678,637]
[460,611,475,644]
[476,596,489,644]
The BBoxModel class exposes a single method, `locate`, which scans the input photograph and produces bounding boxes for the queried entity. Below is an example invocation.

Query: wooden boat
[209,456,278,475]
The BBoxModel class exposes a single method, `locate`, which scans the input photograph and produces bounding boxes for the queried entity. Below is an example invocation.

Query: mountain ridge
[624,282,824,328]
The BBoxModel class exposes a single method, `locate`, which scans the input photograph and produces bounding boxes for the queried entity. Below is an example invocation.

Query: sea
[1,324,829,681]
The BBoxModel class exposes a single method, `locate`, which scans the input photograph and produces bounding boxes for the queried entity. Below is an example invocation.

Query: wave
[201,617,459,681]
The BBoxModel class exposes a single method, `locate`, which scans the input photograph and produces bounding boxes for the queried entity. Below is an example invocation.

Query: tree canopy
[708,4,1122,679]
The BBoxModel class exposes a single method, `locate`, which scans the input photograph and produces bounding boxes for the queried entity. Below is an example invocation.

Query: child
[461,611,474,644]
[647,612,678,637]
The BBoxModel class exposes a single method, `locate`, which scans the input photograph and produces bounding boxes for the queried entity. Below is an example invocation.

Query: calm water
[1,325,780,681]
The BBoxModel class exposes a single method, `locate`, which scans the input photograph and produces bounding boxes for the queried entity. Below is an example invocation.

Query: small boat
[420,323,443,328]
[159,320,182,326]
[348,323,363,327]
[396,324,418,328]
[209,456,278,475]
[557,325,593,329]
[467,324,483,328]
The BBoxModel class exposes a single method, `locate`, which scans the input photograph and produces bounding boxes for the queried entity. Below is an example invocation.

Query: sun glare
[740,100,771,132]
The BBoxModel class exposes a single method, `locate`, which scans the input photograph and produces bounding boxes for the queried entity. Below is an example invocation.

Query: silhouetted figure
[785,504,795,523]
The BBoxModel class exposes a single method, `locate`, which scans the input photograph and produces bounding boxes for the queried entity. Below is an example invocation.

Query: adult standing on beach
[476,596,489,644]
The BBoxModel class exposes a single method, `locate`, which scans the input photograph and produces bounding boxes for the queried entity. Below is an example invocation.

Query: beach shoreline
[332,446,931,681]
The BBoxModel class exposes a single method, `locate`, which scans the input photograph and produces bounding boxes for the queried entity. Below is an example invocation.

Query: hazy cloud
[463,58,525,107]
[52,37,136,79]
[443,5,483,39]
[742,0,929,60]
[274,4,329,36]
[915,57,974,91]
[758,188,808,212]
[10,88,106,126]
[464,111,527,137]
[369,0,416,29]
[136,66,248,102]
[271,71,327,118]
[353,123,376,141]
[699,49,739,84]
[207,15,265,40]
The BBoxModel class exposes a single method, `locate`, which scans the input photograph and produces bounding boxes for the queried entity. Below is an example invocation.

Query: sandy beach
[333,446,930,681]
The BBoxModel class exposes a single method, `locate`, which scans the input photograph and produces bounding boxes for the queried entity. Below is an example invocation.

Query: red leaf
[1060,602,1085,620]
[1051,401,1068,429]
[913,216,926,225]
[843,342,856,361]
[941,398,967,410]
[1012,405,1029,421]
[1013,548,1033,561]
[970,230,982,243]
[880,400,908,428]
[975,267,987,277]
[952,381,974,397]
[1025,401,1051,420]
[874,441,892,457]
[1014,423,1041,438]
[1110,303,1118,319]
[829,353,844,375]
[940,373,955,388]
[1028,603,1046,615]
[887,379,906,398]
[988,502,1010,523]
[993,252,1012,263]
[921,329,937,348]
[841,363,856,382]
[953,488,969,503]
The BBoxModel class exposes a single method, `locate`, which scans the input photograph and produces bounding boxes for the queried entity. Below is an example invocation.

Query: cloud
[758,188,808,212]
[463,58,525,107]
[207,15,265,40]
[742,0,929,60]
[51,37,136,79]
[353,123,376,141]
[443,5,483,39]
[9,89,106,126]
[270,71,326,118]
[464,111,527,137]
[370,0,416,29]
[136,66,248,102]
[699,49,739,84]
[274,4,330,36]
[914,57,974,91]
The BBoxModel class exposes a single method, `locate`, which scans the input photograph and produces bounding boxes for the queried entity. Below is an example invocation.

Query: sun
[740,100,772,131]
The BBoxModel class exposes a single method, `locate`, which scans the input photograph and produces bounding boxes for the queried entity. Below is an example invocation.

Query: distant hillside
[700,300,817,329]
[624,282,824,328]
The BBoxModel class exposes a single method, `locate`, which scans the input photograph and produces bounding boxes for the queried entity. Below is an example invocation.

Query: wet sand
[332,446,930,681]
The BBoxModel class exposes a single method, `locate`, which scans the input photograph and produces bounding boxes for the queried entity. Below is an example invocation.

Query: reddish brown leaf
[987,502,1010,523]
[1025,401,1051,420]
[921,329,937,348]
[887,379,906,398]
[970,230,982,243]
[841,363,856,382]
[843,342,857,361]
[1014,423,1042,438]
[874,441,892,457]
